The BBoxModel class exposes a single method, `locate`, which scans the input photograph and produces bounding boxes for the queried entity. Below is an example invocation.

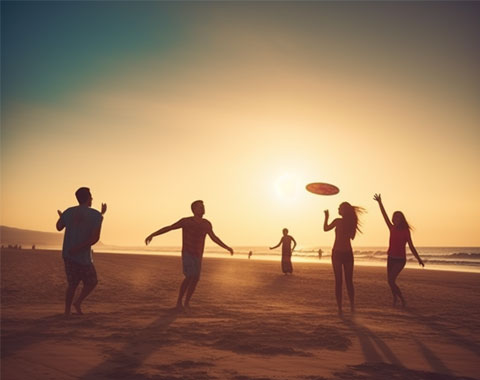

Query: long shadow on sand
[342,317,403,366]
[327,362,478,380]
[342,317,462,378]
[414,338,454,377]
[406,308,480,357]
[78,307,179,380]
[1,313,74,358]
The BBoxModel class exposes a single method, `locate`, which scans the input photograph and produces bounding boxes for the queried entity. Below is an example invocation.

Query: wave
[420,259,480,267]
[290,250,480,268]
[444,252,480,259]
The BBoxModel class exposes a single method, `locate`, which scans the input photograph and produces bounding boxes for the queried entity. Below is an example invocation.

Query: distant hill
[1,225,63,247]
[0,226,106,248]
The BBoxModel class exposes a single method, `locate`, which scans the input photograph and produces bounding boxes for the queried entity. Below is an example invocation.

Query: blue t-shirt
[61,206,103,265]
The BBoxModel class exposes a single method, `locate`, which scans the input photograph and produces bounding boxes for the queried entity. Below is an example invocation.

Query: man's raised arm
[145,219,184,245]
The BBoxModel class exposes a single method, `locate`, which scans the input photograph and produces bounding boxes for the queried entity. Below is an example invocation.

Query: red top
[181,217,211,258]
[388,226,410,258]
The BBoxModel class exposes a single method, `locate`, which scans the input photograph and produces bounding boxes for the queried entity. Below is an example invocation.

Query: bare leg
[65,284,78,317]
[332,258,343,316]
[388,261,406,307]
[73,280,97,314]
[184,276,200,308]
[387,260,397,306]
[343,259,355,313]
[176,277,191,309]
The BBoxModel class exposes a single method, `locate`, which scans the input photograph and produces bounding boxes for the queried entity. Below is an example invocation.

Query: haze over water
[2,2,479,249]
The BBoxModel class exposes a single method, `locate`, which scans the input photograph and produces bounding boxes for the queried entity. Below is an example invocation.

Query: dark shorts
[64,259,98,287]
[332,250,354,266]
[387,256,406,272]
[182,252,202,278]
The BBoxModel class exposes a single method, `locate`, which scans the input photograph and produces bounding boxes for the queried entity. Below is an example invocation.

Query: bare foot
[173,304,184,312]
[73,302,84,315]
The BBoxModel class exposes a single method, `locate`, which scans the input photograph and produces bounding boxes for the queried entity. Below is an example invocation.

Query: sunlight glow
[274,173,302,202]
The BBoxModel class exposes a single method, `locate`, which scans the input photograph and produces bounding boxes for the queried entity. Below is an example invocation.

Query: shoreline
[3,247,479,274]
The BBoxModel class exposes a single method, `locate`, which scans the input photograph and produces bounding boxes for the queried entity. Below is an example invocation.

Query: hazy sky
[2,1,479,248]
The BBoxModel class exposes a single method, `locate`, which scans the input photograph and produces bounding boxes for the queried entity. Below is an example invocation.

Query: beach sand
[1,249,479,380]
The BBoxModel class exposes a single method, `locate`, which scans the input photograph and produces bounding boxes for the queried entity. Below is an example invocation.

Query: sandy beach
[1,248,479,380]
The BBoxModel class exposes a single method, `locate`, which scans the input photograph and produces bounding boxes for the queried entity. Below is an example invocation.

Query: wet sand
[2,249,479,380]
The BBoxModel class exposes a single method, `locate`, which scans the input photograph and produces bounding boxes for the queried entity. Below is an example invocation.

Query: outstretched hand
[418,259,425,268]
[373,193,382,203]
[101,203,107,215]
[324,209,329,217]
[145,235,152,246]
[57,210,63,218]
[227,247,234,256]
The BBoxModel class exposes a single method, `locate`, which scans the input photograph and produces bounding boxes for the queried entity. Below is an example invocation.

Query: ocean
[90,245,480,274]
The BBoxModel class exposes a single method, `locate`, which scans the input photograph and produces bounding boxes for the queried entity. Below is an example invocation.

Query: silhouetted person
[324,202,364,316]
[318,248,323,260]
[248,251,253,259]
[56,187,107,317]
[373,194,424,307]
[145,200,233,311]
[270,228,297,274]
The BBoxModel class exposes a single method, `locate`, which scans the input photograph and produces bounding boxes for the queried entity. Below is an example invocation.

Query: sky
[1,1,479,248]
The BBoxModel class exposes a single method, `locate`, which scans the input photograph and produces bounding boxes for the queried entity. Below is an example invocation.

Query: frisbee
[306,182,340,196]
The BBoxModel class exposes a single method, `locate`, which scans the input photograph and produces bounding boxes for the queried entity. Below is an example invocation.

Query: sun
[274,173,301,202]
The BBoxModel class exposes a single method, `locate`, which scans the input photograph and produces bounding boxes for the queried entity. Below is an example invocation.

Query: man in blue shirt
[56,187,106,317]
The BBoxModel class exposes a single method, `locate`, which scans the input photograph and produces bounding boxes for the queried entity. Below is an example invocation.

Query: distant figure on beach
[145,200,234,311]
[56,187,107,317]
[270,228,297,274]
[248,250,253,259]
[318,248,323,260]
[324,202,364,316]
[373,194,424,307]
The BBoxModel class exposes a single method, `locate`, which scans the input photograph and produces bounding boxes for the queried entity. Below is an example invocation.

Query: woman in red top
[324,202,364,316]
[373,194,424,307]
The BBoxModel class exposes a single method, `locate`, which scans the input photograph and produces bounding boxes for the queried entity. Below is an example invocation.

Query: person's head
[75,187,92,206]
[338,201,364,239]
[282,228,288,235]
[191,200,205,217]
[392,211,411,230]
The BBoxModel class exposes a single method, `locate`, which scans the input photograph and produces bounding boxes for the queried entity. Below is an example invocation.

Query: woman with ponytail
[324,202,364,316]
[373,194,424,307]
